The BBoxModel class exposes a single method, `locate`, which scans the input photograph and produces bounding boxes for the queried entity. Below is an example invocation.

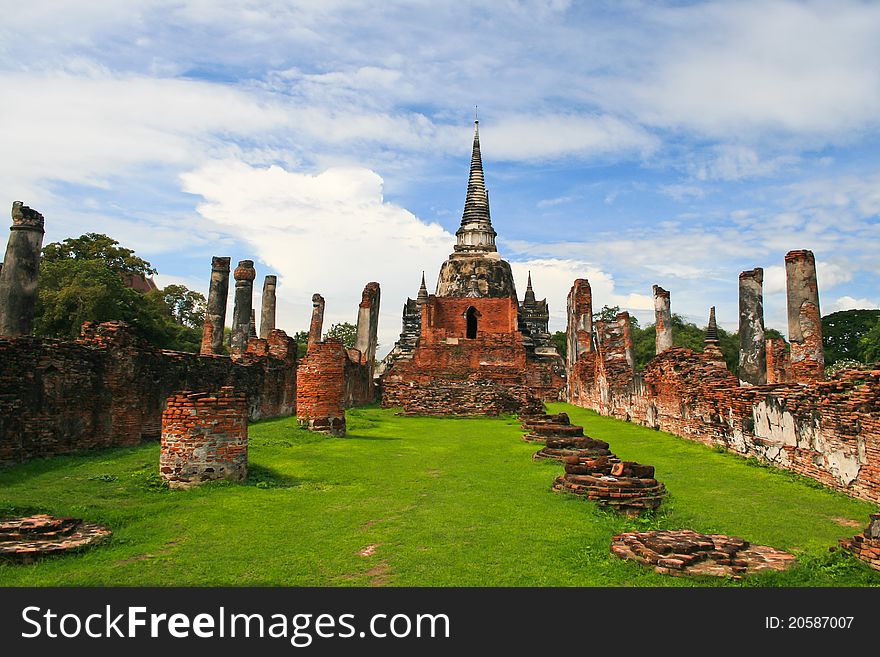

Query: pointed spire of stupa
[454,116,497,253]
[705,306,719,344]
[417,271,429,304]
[523,271,536,306]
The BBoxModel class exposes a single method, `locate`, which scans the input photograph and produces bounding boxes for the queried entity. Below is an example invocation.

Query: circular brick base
[611,529,796,578]
[0,515,111,563]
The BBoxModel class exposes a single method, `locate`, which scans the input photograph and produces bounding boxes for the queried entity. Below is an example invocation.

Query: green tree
[551,330,566,358]
[148,284,206,329]
[35,234,203,352]
[41,233,156,277]
[860,319,880,364]
[292,330,310,358]
[35,259,142,339]
[822,309,880,363]
[325,322,358,348]
[593,305,621,324]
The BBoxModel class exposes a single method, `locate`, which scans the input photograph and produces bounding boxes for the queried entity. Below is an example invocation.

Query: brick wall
[568,345,880,504]
[160,387,248,488]
[0,321,296,467]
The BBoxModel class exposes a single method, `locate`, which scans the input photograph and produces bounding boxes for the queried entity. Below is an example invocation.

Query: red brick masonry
[569,345,880,504]
[160,387,248,488]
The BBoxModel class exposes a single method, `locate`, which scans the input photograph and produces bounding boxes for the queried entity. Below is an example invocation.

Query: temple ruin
[566,248,880,504]
[379,120,566,414]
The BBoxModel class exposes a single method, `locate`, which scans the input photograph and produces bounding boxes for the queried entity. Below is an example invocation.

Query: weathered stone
[201,256,230,355]
[308,293,325,349]
[230,260,255,353]
[354,281,381,385]
[653,285,672,354]
[0,202,45,337]
[738,267,766,385]
[785,250,824,382]
[260,275,277,339]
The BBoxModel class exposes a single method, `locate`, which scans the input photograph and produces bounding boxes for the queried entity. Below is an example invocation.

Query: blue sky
[2,0,879,354]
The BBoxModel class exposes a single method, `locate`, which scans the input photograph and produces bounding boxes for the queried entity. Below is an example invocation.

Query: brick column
[566,278,593,372]
[785,250,824,382]
[0,202,45,337]
[160,387,248,488]
[296,339,346,436]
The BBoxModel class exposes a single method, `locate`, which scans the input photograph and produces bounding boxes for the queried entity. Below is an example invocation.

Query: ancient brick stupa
[380,119,566,415]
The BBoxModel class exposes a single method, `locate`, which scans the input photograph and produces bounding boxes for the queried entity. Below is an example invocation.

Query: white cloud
[828,296,879,313]
[180,160,452,354]
[596,1,880,142]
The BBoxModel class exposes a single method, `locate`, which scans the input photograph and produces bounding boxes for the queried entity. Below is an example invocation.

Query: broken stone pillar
[230,260,255,353]
[618,311,635,371]
[785,250,824,382]
[0,202,45,337]
[566,279,593,373]
[259,275,277,339]
[308,293,325,349]
[201,256,230,355]
[738,268,766,385]
[248,308,257,339]
[355,281,381,371]
[653,285,672,354]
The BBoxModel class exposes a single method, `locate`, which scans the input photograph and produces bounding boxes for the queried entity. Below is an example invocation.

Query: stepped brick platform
[554,455,666,514]
[611,529,796,578]
[521,412,570,430]
[0,515,111,563]
[838,514,880,572]
[522,422,585,444]
[533,435,613,461]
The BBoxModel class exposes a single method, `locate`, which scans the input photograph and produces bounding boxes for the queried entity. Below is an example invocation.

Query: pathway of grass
[0,404,877,586]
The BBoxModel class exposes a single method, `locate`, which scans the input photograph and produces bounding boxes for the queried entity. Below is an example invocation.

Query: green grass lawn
[1,403,877,586]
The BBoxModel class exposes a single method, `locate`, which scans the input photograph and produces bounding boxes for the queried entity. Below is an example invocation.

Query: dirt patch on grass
[358,543,379,557]
[832,516,863,528]
[365,562,392,586]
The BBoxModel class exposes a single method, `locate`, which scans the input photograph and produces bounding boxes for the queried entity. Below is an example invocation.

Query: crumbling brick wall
[568,346,880,504]
[160,388,248,488]
[0,321,296,467]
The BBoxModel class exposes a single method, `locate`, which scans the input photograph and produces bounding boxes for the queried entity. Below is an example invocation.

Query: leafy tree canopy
[35,234,202,352]
[860,319,880,364]
[42,233,157,277]
[325,322,358,349]
[822,309,880,364]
